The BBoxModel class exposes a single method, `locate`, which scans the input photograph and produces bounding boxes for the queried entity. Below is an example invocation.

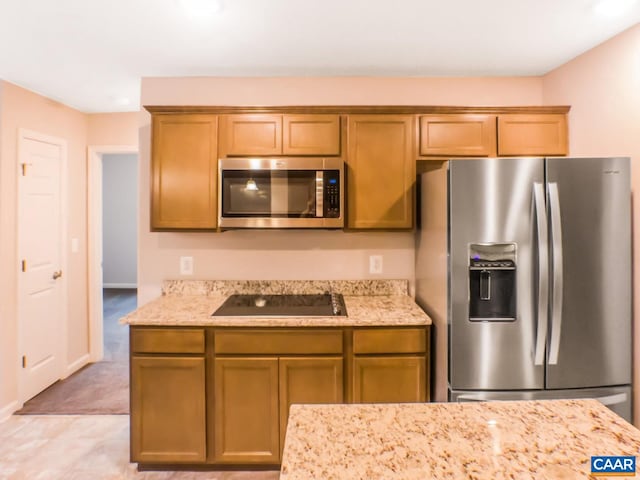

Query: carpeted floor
[16,288,136,415]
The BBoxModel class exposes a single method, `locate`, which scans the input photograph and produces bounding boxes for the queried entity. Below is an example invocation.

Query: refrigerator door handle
[548,182,564,365]
[533,183,548,366]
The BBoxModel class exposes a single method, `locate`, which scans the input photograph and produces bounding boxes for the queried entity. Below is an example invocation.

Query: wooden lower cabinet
[130,325,429,468]
[353,355,426,403]
[130,356,206,464]
[279,357,344,452]
[213,357,280,464]
[213,356,344,463]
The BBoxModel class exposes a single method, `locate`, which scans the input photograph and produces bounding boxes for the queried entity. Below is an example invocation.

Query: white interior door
[18,130,67,402]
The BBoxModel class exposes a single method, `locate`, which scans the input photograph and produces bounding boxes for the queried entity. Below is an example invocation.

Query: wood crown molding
[144,105,571,115]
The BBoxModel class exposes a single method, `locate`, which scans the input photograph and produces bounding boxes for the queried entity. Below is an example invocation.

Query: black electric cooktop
[212,293,347,317]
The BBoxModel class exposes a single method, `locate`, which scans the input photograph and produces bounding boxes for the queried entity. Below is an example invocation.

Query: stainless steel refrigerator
[430,157,632,421]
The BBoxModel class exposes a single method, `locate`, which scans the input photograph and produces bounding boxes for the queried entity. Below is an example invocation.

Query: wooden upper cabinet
[498,114,568,156]
[283,114,340,155]
[222,114,282,156]
[419,114,496,157]
[221,114,340,156]
[347,115,415,229]
[151,114,218,230]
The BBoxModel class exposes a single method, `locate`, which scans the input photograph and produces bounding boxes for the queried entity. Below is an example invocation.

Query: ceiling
[0,0,639,113]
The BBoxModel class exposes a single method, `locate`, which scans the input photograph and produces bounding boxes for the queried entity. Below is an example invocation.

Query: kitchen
[1,1,640,478]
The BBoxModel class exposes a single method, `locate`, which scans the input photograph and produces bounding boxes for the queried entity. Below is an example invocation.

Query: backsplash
[162,279,409,296]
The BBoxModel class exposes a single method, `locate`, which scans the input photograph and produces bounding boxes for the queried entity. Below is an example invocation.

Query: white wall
[102,153,138,287]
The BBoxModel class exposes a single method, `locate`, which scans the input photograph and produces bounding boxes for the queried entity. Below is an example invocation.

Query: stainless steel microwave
[218,157,344,229]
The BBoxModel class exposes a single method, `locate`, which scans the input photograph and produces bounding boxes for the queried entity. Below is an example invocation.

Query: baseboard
[0,401,20,423]
[64,353,91,379]
[103,283,137,289]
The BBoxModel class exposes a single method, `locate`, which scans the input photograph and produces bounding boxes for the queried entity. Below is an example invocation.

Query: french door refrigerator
[446,157,632,422]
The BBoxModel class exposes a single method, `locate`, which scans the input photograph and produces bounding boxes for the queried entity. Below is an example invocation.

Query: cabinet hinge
[22,356,26,368]
[21,164,27,176]
[21,260,26,272]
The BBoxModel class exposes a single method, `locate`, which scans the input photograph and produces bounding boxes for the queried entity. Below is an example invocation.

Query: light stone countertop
[280,399,640,480]
[121,294,431,327]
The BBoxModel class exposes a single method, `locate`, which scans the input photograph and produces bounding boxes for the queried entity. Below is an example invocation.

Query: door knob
[52,270,62,280]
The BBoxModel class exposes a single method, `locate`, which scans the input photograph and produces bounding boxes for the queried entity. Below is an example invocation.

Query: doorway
[87,145,137,362]
[101,153,138,363]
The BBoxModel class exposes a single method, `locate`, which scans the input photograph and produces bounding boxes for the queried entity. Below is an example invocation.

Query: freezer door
[449,158,545,390]
[450,385,632,423]
[545,157,631,389]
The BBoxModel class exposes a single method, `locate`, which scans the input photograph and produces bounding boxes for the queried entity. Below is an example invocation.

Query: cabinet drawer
[131,328,205,354]
[215,329,343,355]
[353,328,426,354]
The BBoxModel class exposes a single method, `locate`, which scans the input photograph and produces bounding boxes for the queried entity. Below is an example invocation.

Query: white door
[17,130,67,402]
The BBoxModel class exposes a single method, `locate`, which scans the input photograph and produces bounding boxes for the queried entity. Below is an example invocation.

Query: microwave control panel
[324,171,341,218]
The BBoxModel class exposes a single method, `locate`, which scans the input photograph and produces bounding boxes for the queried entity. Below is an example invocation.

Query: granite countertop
[121,279,431,327]
[280,399,640,480]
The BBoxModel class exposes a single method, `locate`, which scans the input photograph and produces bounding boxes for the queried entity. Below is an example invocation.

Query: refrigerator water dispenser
[468,243,516,321]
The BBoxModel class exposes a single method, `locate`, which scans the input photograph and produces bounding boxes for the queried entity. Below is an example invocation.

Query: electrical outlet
[369,255,383,274]
[180,256,194,275]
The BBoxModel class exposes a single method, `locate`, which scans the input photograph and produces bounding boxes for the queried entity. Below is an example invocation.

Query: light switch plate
[369,255,383,274]
[180,256,194,275]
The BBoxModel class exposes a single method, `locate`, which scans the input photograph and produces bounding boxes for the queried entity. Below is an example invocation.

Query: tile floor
[0,415,280,479]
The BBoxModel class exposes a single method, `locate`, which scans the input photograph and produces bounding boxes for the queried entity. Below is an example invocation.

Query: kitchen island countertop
[280,399,640,479]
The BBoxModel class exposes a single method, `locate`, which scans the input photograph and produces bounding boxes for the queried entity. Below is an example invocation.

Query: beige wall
[87,112,139,147]
[0,83,139,417]
[138,76,544,304]
[542,23,640,424]
[0,81,88,413]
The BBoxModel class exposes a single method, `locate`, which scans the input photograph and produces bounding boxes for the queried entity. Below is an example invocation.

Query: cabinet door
[130,356,206,463]
[151,114,218,230]
[283,114,341,155]
[420,114,496,157]
[347,115,415,229]
[279,357,343,452]
[498,114,568,156]
[214,357,280,464]
[353,356,426,403]
[222,114,282,156]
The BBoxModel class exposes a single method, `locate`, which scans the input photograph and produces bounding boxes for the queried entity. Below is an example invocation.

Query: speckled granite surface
[162,279,408,296]
[280,400,640,480]
[121,294,430,327]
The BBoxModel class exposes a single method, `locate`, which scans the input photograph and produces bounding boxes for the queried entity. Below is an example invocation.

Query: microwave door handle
[316,171,324,217]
